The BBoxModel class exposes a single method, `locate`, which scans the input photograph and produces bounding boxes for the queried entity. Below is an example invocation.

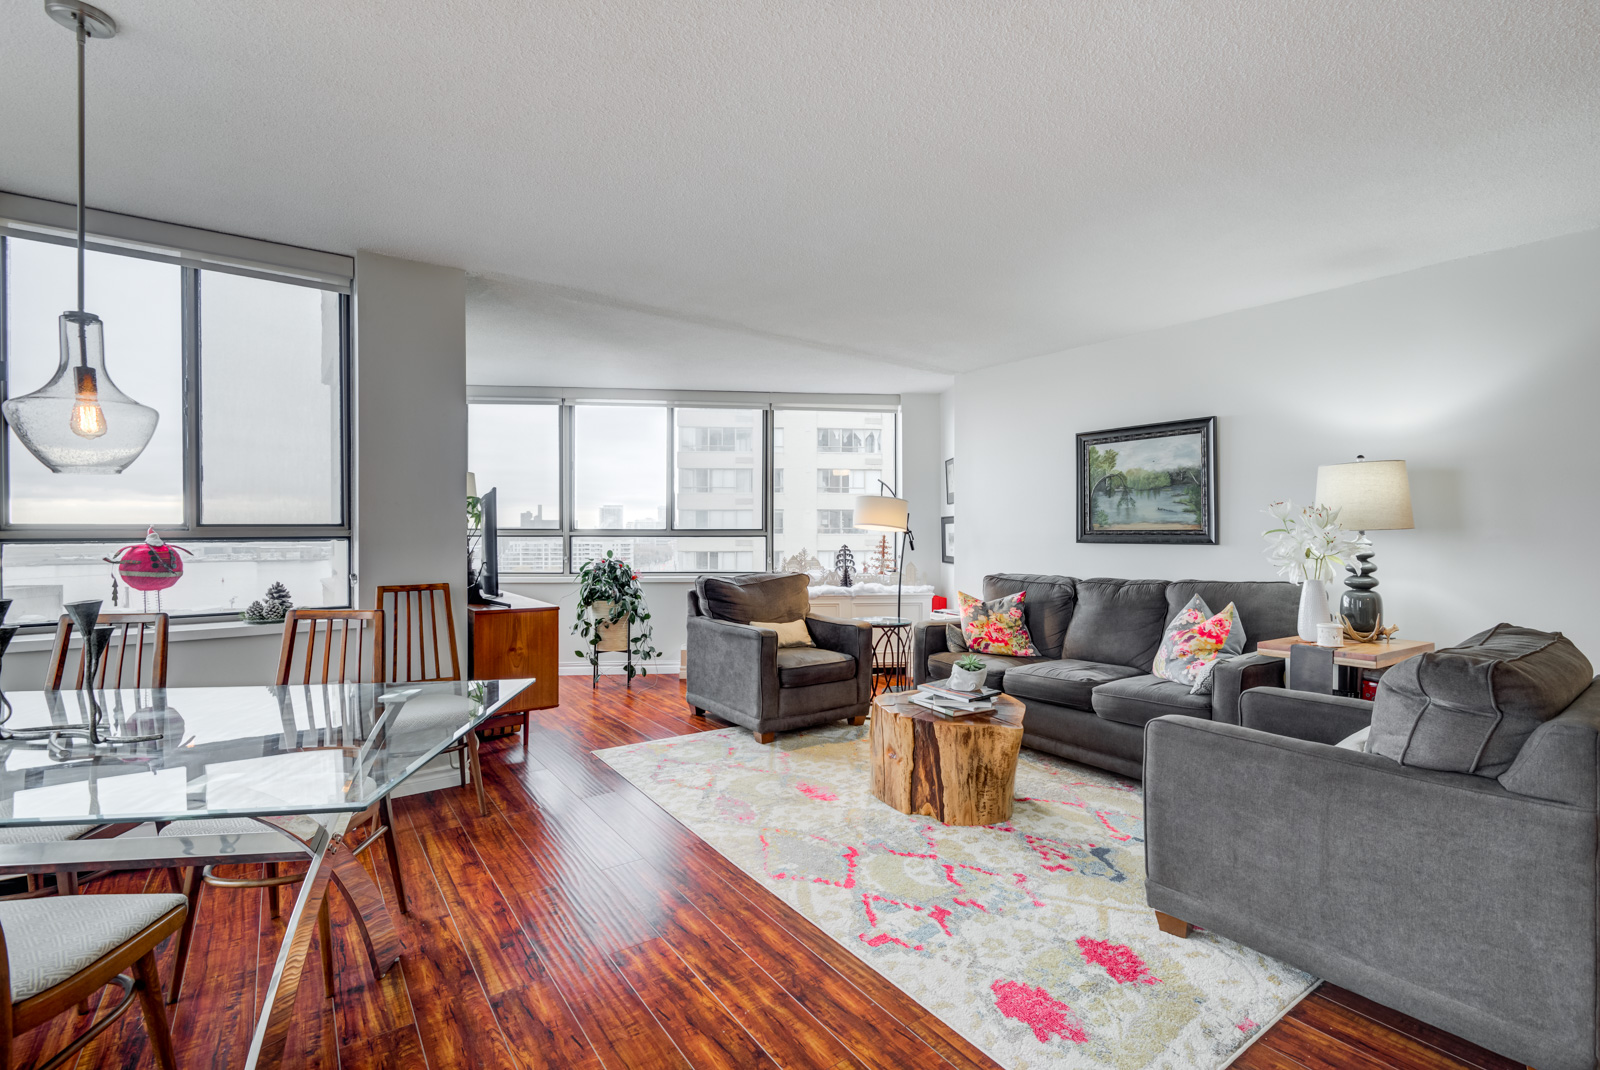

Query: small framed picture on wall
[940,516,955,563]
[945,458,954,505]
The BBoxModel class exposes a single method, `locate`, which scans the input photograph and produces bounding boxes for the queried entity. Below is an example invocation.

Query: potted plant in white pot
[1262,501,1369,640]
[948,652,989,692]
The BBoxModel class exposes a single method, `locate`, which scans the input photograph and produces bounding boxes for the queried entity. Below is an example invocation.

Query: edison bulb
[70,366,108,439]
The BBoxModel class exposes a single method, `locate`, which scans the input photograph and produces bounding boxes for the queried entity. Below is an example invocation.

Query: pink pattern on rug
[1077,937,1160,985]
[796,782,837,801]
[859,892,955,950]
[990,980,1089,1044]
[1238,1017,1259,1032]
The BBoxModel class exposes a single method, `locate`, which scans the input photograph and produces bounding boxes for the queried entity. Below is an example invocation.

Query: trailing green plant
[572,551,660,681]
[955,652,986,672]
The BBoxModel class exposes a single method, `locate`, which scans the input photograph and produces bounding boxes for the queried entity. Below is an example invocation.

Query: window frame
[0,233,354,619]
[467,394,900,578]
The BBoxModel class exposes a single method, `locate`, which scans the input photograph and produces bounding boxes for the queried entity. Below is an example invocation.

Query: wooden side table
[869,691,1024,826]
[1254,636,1434,697]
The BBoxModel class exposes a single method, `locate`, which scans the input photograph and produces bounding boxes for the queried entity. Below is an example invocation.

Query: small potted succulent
[948,652,988,692]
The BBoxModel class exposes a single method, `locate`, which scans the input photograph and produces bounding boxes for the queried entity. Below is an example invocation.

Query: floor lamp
[856,483,914,689]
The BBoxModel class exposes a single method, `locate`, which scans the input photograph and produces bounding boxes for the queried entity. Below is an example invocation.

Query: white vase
[1297,579,1329,641]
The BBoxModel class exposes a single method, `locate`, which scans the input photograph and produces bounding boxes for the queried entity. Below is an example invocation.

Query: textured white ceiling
[3,1,1598,390]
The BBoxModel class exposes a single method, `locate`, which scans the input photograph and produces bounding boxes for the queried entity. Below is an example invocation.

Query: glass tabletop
[0,679,533,827]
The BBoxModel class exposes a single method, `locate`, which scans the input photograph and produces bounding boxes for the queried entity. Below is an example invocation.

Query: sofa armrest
[807,614,875,704]
[911,618,950,686]
[686,615,778,722]
[1143,716,1597,1070]
[1239,686,1372,744]
[1207,651,1284,725]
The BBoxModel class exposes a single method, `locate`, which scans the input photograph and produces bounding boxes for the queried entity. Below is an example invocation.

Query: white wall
[955,227,1600,659]
[353,251,469,656]
[939,389,956,599]
[899,393,945,590]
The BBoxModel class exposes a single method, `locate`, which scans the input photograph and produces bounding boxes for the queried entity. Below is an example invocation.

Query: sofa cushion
[696,572,810,625]
[1091,674,1212,727]
[928,650,1042,689]
[775,647,857,688]
[1058,578,1172,671]
[982,575,1078,659]
[1002,659,1145,711]
[1164,580,1299,653]
[1368,624,1595,777]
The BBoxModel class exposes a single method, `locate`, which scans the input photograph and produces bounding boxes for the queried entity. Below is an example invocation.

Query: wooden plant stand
[868,692,1025,826]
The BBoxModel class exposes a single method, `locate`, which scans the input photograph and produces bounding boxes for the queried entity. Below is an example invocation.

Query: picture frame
[1076,416,1217,544]
[944,458,955,505]
[940,516,955,563]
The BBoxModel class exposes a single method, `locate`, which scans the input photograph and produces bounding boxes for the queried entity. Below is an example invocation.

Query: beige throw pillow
[750,618,815,648]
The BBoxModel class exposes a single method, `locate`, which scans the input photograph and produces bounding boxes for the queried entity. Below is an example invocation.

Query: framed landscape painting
[1076,416,1217,544]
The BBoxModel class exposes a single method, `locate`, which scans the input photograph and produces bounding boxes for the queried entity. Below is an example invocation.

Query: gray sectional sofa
[911,573,1300,778]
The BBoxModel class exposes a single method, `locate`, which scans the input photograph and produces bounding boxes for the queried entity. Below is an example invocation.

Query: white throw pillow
[1334,725,1372,752]
[750,618,815,648]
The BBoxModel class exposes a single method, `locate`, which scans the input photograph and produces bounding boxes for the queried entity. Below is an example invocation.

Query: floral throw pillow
[958,591,1039,657]
[1152,594,1247,694]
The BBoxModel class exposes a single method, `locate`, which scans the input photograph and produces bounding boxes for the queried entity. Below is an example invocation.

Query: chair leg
[521,713,530,750]
[691,706,705,717]
[266,863,280,919]
[380,795,409,916]
[458,742,468,787]
[469,730,488,817]
[63,870,79,895]
[167,868,204,1004]
[133,950,180,1070]
[318,896,336,998]
[848,715,866,726]
[754,731,776,744]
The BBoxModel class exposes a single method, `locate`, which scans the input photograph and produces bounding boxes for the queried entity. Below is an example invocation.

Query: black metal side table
[860,616,912,692]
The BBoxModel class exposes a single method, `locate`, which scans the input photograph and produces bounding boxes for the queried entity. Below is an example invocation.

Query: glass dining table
[0,678,533,1068]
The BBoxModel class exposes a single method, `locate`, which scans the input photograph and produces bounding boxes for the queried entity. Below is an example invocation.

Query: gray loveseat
[686,572,873,742]
[912,574,1299,778]
[1145,624,1599,1070]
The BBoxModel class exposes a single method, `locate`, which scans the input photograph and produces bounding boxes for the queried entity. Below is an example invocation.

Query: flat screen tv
[473,487,506,605]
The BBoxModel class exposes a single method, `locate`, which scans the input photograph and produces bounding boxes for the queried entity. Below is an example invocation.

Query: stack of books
[907,681,1001,716]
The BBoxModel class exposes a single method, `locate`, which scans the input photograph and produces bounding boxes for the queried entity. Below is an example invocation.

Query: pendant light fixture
[2,1,159,475]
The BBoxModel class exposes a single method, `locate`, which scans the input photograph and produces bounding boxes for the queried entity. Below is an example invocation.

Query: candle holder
[42,599,163,750]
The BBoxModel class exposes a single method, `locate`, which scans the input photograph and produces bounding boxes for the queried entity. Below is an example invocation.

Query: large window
[772,409,897,573]
[0,235,351,624]
[468,401,895,576]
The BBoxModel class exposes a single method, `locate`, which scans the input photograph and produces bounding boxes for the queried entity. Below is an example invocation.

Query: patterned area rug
[596,724,1315,1070]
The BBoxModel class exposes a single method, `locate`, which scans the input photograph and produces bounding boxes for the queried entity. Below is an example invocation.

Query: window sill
[7,618,285,653]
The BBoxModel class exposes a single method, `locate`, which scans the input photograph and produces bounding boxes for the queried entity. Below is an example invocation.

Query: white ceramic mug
[1316,621,1345,648]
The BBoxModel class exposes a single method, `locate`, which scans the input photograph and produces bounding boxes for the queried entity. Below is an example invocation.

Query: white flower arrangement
[1262,501,1370,584]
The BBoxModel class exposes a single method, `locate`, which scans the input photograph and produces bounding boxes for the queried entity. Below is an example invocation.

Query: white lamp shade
[854,495,909,531]
[1314,459,1413,531]
[466,471,478,499]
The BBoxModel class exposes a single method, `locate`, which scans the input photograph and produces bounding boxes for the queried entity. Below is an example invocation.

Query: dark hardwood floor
[12,677,1523,1070]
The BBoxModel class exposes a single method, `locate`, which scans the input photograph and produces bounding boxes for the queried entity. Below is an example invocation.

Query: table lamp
[1313,456,1413,638]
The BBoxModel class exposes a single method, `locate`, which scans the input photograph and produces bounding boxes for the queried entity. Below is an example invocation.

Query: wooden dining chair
[276,608,385,685]
[0,893,186,1069]
[155,608,406,1006]
[44,612,169,690]
[375,583,492,815]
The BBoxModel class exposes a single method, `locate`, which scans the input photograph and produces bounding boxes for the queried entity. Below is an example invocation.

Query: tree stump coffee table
[868,691,1025,826]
